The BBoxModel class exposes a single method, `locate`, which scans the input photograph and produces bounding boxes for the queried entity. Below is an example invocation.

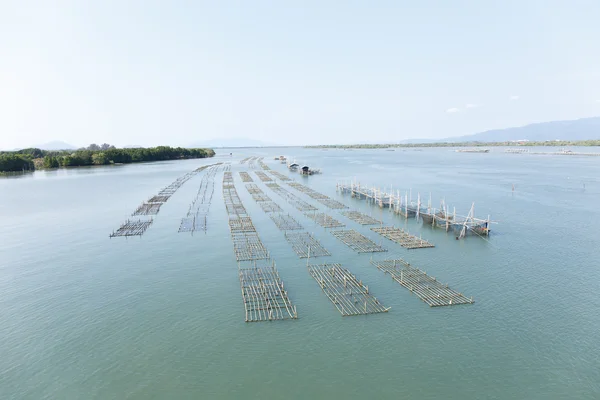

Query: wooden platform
[245,184,262,194]
[110,219,153,237]
[341,211,381,225]
[284,232,330,258]
[251,193,272,202]
[178,214,207,233]
[132,202,161,216]
[286,182,348,209]
[370,259,474,307]
[232,231,270,261]
[239,264,298,322]
[255,171,273,182]
[269,170,291,181]
[265,183,318,212]
[229,216,256,232]
[308,263,390,316]
[269,213,303,231]
[148,195,170,203]
[330,229,387,253]
[239,171,253,182]
[259,201,283,213]
[371,226,434,249]
[305,212,345,228]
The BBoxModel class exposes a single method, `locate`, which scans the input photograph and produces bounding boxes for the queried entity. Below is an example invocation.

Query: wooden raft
[269,213,303,231]
[255,171,273,182]
[239,171,254,182]
[341,211,381,225]
[259,201,283,213]
[308,263,390,316]
[110,219,153,237]
[239,264,298,322]
[265,183,318,212]
[371,226,435,249]
[284,232,331,258]
[268,170,291,181]
[370,259,474,307]
[330,229,387,253]
[305,212,345,228]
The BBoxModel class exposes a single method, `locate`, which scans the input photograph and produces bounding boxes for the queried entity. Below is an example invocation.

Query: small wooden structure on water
[269,213,303,231]
[337,181,492,238]
[239,171,253,182]
[110,219,153,237]
[308,263,390,316]
[331,229,387,253]
[269,170,291,181]
[286,181,347,209]
[284,232,331,258]
[371,226,434,249]
[265,183,318,212]
[341,210,381,225]
[255,171,273,182]
[370,259,473,307]
[305,212,345,228]
[259,201,283,213]
[239,262,298,322]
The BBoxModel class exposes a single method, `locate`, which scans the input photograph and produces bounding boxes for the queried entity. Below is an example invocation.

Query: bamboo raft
[341,211,381,225]
[110,219,153,237]
[232,231,270,261]
[255,171,273,182]
[245,184,263,194]
[269,170,291,181]
[269,213,303,231]
[265,183,318,212]
[223,173,270,261]
[148,195,170,203]
[259,201,283,213]
[112,165,216,238]
[178,214,207,233]
[370,259,474,307]
[304,212,345,228]
[284,232,330,258]
[251,193,272,202]
[286,181,348,209]
[258,159,271,170]
[229,216,257,232]
[239,171,254,182]
[132,202,161,216]
[330,229,387,253]
[371,226,435,249]
[239,263,298,322]
[226,203,247,216]
[308,263,390,316]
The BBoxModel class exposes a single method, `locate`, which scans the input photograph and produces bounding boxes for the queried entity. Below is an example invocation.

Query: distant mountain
[33,140,77,150]
[189,138,275,148]
[447,117,600,143]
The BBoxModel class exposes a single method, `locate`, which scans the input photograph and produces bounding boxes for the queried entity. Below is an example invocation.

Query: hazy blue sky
[2,0,600,148]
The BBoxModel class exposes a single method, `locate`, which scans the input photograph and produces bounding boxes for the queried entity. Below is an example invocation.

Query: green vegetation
[0,144,215,173]
[307,140,600,149]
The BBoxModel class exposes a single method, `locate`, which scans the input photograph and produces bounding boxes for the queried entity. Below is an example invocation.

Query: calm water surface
[1,148,599,399]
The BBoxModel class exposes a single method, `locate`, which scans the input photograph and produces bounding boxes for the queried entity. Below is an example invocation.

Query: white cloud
[446,107,460,113]
[510,95,520,100]
[465,103,478,108]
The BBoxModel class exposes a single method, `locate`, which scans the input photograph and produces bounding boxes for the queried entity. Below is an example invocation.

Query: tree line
[0,145,215,173]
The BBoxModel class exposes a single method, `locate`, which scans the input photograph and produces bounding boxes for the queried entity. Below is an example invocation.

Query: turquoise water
[1,148,599,399]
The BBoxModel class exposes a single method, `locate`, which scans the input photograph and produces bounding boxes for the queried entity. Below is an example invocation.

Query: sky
[2,0,600,149]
